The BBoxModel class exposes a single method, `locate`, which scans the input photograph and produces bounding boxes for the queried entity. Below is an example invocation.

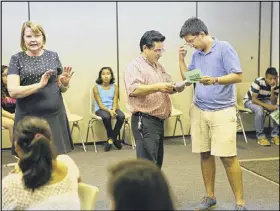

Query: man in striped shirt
[124,30,185,169]
[244,67,279,146]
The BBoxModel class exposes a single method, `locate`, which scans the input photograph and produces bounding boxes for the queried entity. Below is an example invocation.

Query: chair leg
[173,118,178,137]
[264,112,272,134]
[268,116,272,134]
[177,116,186,146]
[122,119,127,144]
[237,112,248,144]
[85,119,92,145]
[71,123,74,135]
[75,122,86,152]
[127,122,135,149]
[3,163,17,168]
[90,125,97,153]
[3,156,19,168]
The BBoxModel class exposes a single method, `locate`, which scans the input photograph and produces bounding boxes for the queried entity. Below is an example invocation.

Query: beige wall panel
[272,2,279,71]
[260,2,272,76]
[30,2,118,143]
[198,2,259,82]
[118,2,197,138]
[2,2,28,149]
[2,2,29,66]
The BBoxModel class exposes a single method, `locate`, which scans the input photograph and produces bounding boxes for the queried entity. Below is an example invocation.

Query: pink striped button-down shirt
[124,55,173,120]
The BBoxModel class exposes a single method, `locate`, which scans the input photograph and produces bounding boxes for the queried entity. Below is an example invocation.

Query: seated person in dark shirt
[1,65,16,143]
[244,67,279,146]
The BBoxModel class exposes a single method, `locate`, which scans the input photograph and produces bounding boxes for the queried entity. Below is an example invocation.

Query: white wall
[272,2,279,70]
[198,2,260,82]
[2,2,29,65]
[260,2,273,77]
[30,2,118,143]
[2,2,278,147]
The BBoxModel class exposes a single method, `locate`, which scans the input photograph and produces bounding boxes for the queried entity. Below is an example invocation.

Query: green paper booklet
[270,109,279,125]
[184,69,203,83]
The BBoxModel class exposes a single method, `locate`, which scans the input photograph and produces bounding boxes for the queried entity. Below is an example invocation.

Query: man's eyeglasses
[186,36,198,46]
[153,48,165,54]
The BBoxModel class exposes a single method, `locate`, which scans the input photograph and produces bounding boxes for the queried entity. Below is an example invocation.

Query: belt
[133,112,164,122]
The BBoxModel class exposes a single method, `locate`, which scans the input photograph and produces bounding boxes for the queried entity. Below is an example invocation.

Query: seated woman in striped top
[93,67,125,152]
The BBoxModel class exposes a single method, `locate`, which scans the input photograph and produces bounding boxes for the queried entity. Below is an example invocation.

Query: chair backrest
[62,94,70,114]
[235,82,252,107]
[78,183,99,210]
[170,97,176,114]
[119,88,132,112]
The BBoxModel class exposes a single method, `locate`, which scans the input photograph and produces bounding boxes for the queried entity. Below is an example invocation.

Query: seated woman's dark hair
[95,67,115,85]
[107,159,174,210]
[14,116,57,191]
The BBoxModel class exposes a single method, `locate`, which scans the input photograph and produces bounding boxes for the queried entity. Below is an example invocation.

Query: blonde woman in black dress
[7,21,74,155]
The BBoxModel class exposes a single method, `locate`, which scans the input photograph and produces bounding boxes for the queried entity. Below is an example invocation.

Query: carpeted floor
[1,133,279,210]
[240,159,279,184]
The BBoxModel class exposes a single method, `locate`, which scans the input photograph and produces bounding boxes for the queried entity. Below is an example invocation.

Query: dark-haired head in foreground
[107,159,174,210]
[14,116,57,191]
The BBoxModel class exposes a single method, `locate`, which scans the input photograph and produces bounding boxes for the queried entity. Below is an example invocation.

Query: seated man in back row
[244,67,279,146]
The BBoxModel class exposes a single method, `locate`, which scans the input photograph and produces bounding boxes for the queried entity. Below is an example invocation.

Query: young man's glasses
[186,36,198,46]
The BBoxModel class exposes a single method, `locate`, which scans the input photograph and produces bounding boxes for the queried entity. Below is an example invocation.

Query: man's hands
[199,76,216,86]
[265,104,278,112]
[179,45,187,61]
[156,82,175,93]
[271,80,278,91]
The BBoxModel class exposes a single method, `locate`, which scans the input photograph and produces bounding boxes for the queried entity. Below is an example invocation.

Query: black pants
[131,113,164,168]
[95,109,125,140]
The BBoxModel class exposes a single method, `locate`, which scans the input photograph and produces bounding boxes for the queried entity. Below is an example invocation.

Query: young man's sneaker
[257,138,271,146]
[113,140,122,150]
[235,204,248,210]
[104,139,113,152]
[195,196,217,210]
[271,136,279,145]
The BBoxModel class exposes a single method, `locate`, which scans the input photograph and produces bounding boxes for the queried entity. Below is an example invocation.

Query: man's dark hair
[140,30,165,52]
[265,67,278,76]
[180,17,209,38]
[95,67,115,85]
[108,159,174,210]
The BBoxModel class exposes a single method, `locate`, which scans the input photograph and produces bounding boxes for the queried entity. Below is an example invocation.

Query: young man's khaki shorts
[190,104,237,157]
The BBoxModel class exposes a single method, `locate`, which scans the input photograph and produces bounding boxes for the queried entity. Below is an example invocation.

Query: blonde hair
[20,21,46,51]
